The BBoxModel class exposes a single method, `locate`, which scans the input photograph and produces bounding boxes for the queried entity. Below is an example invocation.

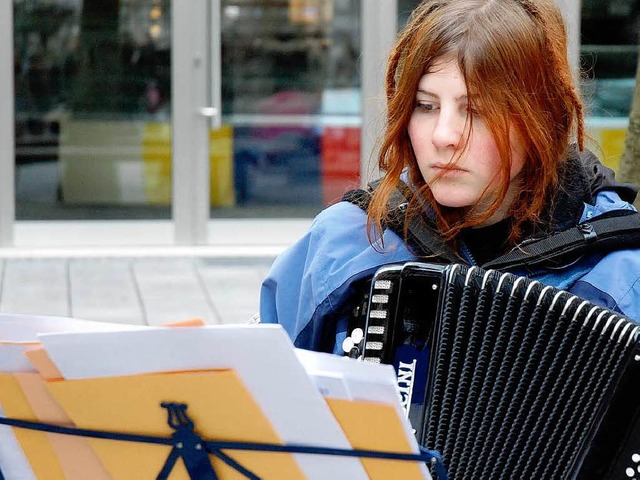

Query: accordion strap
[484,210,640,270]
[343,182,640,270]
[342,180,461,264]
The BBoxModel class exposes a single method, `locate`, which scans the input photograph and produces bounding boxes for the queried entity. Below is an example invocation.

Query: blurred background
[1,0,637,247]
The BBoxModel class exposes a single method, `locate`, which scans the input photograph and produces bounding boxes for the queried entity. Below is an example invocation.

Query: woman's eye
[468,105,482,116]
[415,102,437,112]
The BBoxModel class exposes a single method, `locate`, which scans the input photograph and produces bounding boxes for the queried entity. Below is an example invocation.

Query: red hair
[368,0,584,251]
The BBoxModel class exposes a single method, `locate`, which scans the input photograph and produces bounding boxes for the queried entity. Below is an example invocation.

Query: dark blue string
[156,447,181,480]
[0,415,448,480]
[0,415,172,445]
[204,440,448,479]
[208,448,261,480]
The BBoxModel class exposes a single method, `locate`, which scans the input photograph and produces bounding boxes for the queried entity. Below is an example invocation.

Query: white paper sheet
[295,348,400,402]
[0,313,145,341]
[306,370,351,399]
[39,324,369,480]
[0,313,146,374]
[295,349,424,455]
[0,344,38,374]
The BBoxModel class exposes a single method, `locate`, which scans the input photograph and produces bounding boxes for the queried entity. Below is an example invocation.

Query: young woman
[259,0,640,353]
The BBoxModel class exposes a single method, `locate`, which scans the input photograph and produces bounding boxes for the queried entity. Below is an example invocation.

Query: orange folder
[0,373,66,480]
[45,370,306,480]
[327,398,425,480]
[14,372,111,480]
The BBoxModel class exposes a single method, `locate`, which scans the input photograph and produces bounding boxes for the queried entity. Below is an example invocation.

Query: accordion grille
[423,265,640,480]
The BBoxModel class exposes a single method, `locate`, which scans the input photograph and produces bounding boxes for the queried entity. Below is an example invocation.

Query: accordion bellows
[352,262,640,480]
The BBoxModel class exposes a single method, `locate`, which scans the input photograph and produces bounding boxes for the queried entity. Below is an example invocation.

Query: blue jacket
[261,154,640,353]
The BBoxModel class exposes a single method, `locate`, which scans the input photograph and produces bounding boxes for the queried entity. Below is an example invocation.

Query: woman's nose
[431,111,463,149]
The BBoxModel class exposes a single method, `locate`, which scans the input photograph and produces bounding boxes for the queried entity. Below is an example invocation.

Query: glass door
[208,0,397,224]
[211,0,361,219]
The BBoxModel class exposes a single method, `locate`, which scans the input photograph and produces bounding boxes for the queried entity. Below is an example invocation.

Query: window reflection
[14,0,364,220]
[581,0,639,117]
[15,0,171,120]
[216,0,362,214]
[580,0,639,170]
[14,0,172,220]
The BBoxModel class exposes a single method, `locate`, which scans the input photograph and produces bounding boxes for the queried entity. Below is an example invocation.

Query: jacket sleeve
[567,191,640,322]
[569,248,640,323]
[259,201,415,352]
[259,224,320,345]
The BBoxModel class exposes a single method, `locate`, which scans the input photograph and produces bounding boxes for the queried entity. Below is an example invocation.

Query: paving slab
[0,256,276,327]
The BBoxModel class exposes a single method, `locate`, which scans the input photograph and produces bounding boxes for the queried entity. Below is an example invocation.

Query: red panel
[320,127,361,206]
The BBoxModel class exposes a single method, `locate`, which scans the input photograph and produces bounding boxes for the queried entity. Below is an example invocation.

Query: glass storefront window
[13,1,637,228]
[581,0,639,118]
[14,0,363,222]
[581,0,639,169]
[14,0,172,220]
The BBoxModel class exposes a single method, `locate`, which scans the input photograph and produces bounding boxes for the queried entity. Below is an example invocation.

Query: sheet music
[39,324,370,480]
[295,349,431,480]
[0,344,39,373]
[295,349,424,448]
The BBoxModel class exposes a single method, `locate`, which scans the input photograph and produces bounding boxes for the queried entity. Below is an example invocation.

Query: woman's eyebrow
[416,89,468,102]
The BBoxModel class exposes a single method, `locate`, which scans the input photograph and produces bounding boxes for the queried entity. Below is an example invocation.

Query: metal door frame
[361,0,397,185]
[0,1,15,246]
[172,0,213,245]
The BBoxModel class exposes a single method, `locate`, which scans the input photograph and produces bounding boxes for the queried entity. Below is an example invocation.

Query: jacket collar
[525,145,636,237]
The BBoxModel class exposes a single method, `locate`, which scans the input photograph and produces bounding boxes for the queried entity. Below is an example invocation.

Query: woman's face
[408,58,525,225]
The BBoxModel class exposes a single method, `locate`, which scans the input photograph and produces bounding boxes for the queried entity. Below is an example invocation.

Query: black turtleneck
[460,218,512,266]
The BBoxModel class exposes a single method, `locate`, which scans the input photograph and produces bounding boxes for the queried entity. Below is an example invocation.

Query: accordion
[344,262,640,480]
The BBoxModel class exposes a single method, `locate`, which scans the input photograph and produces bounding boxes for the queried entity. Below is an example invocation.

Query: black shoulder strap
[342,181,460,263]
[343,183,640,271]
[484,210,640,270]
[341,187,372,211]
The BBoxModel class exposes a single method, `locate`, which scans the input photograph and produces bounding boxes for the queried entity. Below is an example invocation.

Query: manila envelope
[327,398,426,480]
[14,372,111,480]
[0,373,66,480]
[45,369,306,480]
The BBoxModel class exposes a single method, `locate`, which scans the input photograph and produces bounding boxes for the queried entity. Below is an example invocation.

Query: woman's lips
[431,164,468,173]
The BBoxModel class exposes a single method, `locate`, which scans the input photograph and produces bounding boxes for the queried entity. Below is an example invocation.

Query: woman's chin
[432,193,477,209]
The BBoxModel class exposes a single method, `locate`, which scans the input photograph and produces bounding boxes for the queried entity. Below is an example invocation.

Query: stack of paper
[0,314,430,479]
